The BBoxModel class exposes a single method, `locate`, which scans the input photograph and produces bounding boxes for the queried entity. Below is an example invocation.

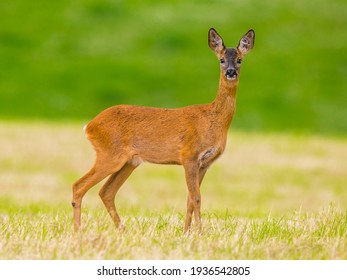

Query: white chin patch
[226,75,237,81]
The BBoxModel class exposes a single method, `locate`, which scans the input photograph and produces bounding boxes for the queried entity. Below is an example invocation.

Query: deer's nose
[225,69,237,79]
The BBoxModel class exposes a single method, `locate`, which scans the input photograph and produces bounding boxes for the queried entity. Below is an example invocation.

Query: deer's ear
[237,29,255,56]
[208,28,225,54]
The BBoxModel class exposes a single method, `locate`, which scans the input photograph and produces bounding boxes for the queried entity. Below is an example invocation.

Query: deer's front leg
[183,161,202,233]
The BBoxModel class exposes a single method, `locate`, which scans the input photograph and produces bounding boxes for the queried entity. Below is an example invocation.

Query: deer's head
[208,28,255,83]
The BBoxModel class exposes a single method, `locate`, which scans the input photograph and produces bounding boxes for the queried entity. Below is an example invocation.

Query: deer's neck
[211,76,238,129]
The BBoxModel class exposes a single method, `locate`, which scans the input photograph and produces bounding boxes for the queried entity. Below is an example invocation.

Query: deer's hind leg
[99,162,137,229]
[72,154,128,232]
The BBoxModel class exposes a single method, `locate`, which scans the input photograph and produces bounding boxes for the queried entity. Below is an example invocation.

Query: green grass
[1,205,346,259]
[1,0,347,134]
[1,122,347,259]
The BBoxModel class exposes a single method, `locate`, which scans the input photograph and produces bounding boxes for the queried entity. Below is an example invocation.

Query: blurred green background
[1,0,346,135]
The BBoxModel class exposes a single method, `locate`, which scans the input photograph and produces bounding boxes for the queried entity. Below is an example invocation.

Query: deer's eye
[220,58,225,64]
[237,58,242,65]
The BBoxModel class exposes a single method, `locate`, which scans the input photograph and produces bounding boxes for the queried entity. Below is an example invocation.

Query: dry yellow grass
[0,121,346,259]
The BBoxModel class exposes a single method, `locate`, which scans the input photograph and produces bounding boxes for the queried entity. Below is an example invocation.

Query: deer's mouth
[225,68,237,81]
[225,72,237,80]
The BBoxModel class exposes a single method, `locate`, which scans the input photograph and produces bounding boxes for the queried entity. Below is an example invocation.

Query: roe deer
[72,28,255,233]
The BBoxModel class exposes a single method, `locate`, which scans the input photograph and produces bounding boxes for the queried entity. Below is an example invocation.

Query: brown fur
[72,28,255,233]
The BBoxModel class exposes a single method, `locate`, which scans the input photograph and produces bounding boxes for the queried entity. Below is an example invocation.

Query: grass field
[0,122,346,259]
